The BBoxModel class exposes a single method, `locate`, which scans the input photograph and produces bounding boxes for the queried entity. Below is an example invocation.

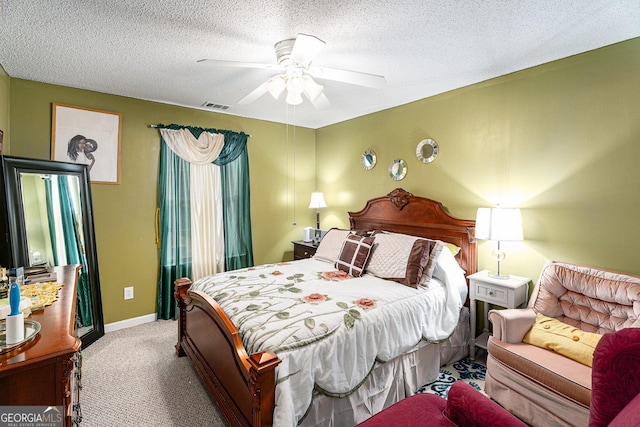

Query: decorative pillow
[523,313,603,367]
[313,228,352,264]
[335,234,375,277]
[366,232,442,288]
[446,381,528,427]
[421,240,443,285]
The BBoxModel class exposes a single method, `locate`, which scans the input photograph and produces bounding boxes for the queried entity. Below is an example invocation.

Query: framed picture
[52,103,122,184]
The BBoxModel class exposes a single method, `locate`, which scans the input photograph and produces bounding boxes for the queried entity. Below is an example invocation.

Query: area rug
[416,355,487,398]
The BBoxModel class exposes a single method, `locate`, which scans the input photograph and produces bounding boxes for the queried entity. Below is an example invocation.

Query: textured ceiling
[0,1,638,129]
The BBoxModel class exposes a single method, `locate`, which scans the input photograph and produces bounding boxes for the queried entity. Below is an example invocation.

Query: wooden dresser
[0,265,82,426]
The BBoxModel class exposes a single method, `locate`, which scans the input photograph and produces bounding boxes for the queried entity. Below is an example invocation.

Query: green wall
[316,37,640,283]
[8,80,316,324]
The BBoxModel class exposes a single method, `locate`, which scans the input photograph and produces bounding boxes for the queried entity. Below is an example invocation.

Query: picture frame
[313,229,327,245]
[51,103,122,184]
[0,129,4,155]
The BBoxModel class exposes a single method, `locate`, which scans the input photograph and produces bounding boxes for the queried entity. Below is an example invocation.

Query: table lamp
[308,191,327,230]
[475,207,523,279]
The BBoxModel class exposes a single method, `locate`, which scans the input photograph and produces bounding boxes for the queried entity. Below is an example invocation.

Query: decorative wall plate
[361,149,377,170]
[388,158,407,181]
[416,138,439,163]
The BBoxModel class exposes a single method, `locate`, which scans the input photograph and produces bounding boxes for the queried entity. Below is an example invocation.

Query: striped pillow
[314,228,352,264]
[366,232,442,288]
[335,234,375,277]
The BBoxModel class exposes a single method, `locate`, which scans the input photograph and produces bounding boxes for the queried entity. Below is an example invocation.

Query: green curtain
[221,147,253,270]
[43,177,59,265]
[214,129,253,270]
[58,176,93,326]
[155,124,252,320]
[157,141,192,320]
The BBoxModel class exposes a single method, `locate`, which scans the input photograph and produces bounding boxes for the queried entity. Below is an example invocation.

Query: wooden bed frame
[174,188,477,427]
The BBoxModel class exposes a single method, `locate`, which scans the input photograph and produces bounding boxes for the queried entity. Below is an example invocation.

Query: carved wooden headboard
[348,188,477,277]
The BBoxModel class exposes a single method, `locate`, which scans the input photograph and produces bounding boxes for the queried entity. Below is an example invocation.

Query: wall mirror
[388,158,407,181]
[416,138,439,163]
[0,155,104,348]
[361,149,377,170]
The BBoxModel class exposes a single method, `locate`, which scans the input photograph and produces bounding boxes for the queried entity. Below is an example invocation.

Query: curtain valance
[154,123,249,166]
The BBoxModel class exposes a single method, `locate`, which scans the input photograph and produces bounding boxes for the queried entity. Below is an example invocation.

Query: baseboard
[104,313,157,333]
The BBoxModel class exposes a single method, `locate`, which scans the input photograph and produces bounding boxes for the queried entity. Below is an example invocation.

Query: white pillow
[431,243,468,301]
[313,228,352,264]
[366,231,442,288]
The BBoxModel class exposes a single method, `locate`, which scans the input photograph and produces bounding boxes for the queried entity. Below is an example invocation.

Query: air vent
[201,101,230,110]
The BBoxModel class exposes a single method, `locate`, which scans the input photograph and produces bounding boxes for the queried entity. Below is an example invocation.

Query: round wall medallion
[388,158,407,181]
[361,149,377,170]
[416,139,439,163]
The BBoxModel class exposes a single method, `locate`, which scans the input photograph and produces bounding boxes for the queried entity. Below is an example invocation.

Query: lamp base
[488,271,511,280]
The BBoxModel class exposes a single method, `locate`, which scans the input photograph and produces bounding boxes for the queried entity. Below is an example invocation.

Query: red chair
[589,327,640,427]
[358,327,640,427]
[356,380,526,427]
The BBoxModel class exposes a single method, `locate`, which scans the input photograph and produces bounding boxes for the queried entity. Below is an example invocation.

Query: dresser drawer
[474,282,509,305]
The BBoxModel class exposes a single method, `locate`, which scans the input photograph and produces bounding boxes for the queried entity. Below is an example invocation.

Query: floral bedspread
[190,258,462,426]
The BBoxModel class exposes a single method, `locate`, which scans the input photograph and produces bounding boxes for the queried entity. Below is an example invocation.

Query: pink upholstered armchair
[356,328,640,427]
[486,261,640,426]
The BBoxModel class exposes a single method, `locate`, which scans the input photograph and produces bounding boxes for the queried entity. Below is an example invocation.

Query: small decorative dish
[0,319,41,354]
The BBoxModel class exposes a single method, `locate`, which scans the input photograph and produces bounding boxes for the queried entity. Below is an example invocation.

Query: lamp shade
[285,89,303,105]
[308,192,327,209]
[475,207,523,241]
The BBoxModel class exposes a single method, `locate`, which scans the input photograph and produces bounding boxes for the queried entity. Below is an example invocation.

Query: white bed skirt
[300,307,470,426]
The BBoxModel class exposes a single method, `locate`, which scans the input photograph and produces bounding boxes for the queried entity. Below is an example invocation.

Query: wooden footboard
[175,278,281,427]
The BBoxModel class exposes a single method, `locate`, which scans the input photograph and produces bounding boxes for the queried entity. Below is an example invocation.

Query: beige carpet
[82,319,227,426]
[82,319,484,426]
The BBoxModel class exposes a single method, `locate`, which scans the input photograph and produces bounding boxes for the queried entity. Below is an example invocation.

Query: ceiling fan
[198,33,386,108]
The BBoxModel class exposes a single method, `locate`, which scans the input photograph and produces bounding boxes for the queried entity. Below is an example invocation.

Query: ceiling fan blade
[290,34,325,67]
[308,66,386,89]
[198,58,283,71]
[309,92,332,110]
[237,83,269,104]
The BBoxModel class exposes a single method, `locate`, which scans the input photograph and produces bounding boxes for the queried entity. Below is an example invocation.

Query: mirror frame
[388,158,407,181]
[416,138,439,164]
[361,149,377,170]
[0,155,104,348]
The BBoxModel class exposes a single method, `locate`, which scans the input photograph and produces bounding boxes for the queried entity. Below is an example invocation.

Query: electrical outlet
[124,286,134,300]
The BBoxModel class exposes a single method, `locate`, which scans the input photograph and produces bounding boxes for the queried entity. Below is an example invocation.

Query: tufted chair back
[528,261,640,334]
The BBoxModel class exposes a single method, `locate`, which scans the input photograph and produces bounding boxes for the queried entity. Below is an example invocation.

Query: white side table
[467,270,530,359]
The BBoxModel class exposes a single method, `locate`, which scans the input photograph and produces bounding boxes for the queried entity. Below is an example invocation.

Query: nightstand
[467,270,530,359]
[292,240,318,260]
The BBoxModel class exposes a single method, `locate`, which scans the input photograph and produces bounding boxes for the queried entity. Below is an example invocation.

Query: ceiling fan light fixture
[285,89,303,105]
[265,76,285,99]
[286,75,304,92]
[274,39,296,65]
[200,33,386,109]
